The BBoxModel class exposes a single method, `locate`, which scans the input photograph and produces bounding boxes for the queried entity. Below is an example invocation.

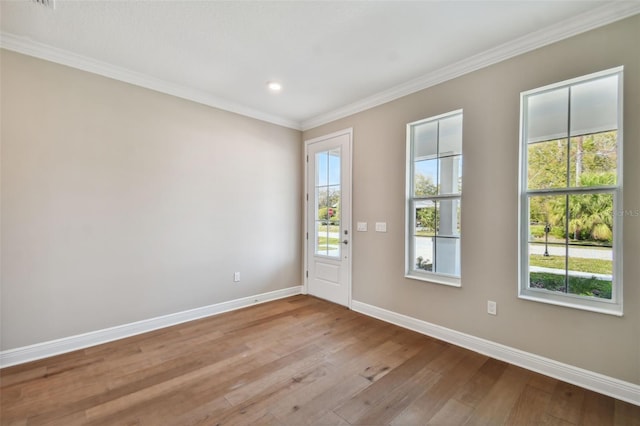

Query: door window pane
[315,149,341,258]
[328,148,341,186]
[316,222,329,256]
[316,151,328,187]
[316,187,328,220]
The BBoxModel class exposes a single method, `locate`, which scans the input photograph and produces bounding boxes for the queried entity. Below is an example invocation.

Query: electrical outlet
[487,300,497,315]
[234,272,240,282]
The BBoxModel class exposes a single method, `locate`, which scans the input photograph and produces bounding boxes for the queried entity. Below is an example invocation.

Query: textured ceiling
[1,1,638,129]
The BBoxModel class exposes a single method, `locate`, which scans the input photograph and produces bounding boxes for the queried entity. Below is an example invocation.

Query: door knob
[342,240,349,245]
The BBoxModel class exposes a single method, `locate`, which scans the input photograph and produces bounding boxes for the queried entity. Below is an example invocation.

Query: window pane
[529,242,567,293]
[436,199,460,237]
[569,132,617,187]
[526,88,568,143]
[315,151,328,187]
[529,194,567,243]
[434,237,460,276]
[527,192,614,300]
[570,75,618,137]
[568,193,613,245]
[315,222,341,258]
[528,222,565,244]
[439,155,461,195]
[326,224,340,257]
[327,186,340,225]
[567,245,612,299]
[414,236,434,272]
[316,187,328,220]
[315,147,341,259]
[414,160,438,196]
[415,200,436,236]
[527,139,568,189]
[438,114,462,156]
[413,121,438,159]
[315,222,328,256]
[327,148,341,186]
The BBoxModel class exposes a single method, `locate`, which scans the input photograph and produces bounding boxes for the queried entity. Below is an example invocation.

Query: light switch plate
[375,222,387,232]
[357,222,368,232]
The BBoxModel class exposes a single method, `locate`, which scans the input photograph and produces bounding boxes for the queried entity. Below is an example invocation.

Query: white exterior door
[305,129,352,307]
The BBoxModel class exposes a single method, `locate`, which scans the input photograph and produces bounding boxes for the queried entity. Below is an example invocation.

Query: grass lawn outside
[416,231,435,237]
[529,254,612,275]
[318,236,340,246]
[529,272,611,299]
[317,225,340,233]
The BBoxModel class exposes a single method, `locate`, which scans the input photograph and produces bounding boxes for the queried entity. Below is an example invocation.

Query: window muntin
[519,68,623,315]
[407,110,462,286]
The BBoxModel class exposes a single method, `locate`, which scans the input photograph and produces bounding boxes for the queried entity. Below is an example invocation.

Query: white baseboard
[0,286,302,368]
[351,300,640,406]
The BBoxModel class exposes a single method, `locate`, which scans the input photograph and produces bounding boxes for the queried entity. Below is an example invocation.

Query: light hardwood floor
[1,295,638,425]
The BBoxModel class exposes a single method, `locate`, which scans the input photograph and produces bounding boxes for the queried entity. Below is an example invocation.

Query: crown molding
[301,2,640,131]
[0,33,302,131]
[2,2,638,133]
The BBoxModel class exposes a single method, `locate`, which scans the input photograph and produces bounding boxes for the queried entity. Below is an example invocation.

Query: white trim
[517,67,623,316]
[520,65,625,96]
[404,273,461,288]
[0,33,301,131]
[406,110,463,287]
[351,300,640,406]
[0,286,302,368]
[300,3,640,131]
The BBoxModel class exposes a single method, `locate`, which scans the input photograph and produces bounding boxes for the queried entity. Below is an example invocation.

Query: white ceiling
[1,1,639,130]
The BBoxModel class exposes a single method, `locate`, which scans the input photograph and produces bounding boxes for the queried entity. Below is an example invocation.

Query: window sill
[518,289,623,317]
[405,271,461,288]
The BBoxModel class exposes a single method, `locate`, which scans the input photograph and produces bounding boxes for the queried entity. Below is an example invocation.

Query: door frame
[303,128,353,309]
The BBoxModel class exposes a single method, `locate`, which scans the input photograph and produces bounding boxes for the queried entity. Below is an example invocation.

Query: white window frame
[518,67,623,316]
[405,109,462,287]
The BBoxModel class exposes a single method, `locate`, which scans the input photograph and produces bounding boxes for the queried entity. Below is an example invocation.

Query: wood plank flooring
[1,295,638,425]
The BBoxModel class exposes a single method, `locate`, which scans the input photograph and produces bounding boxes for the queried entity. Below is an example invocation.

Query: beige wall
[1,50,303,350]
[304,15,640,384]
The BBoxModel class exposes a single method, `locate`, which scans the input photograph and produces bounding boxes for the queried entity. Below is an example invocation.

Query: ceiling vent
[32,0,55,9]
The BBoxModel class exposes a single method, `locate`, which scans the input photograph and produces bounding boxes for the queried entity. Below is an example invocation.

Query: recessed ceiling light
[267,81,282,92]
